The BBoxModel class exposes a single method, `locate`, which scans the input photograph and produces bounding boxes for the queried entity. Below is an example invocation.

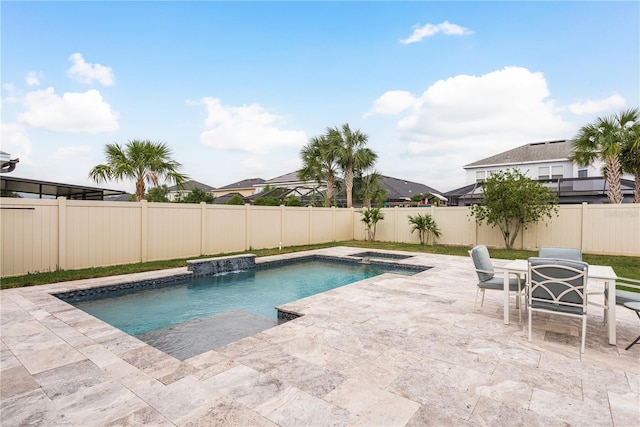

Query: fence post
[140,200,148,262]
[308,205,313,244]
[394,206,399,243]
[280,204,285,248]
[200,202,207,256]
[245,203,251,251]
[57,197,67,271]
[332,206,336,242]
[580,202,588,252]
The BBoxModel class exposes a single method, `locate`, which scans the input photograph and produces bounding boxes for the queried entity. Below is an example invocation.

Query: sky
[2,1,639,195]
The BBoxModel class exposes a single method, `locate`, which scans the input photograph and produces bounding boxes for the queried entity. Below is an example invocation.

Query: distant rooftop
[217,178,265,190]
[465,139,573,168]
[167,180,216,192]
[380,175,442,201]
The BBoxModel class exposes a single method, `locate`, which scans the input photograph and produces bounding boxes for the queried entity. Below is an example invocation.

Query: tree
[570,108,638,204]
[226,194,246,205]
[175,187,215,204]
[469,169,558,249]
[89,140,188,202]
[407,213,442,245]
[360,207,385,241]
[328,123,378,208]
[145,185,169,202]
[619,109,640,203]
[354,169,388,208]
[298,135,340,207]
[253,197,281,206]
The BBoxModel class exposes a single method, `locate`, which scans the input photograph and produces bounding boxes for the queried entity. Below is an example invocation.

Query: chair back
[528,257,588,315]
[470,245,495,282]
[538,247,582,261]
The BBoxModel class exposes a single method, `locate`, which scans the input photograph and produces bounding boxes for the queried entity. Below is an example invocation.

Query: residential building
[213,178,265,198]
[166,180,216,201]
[445,139,635,205]
[378,175,446,207]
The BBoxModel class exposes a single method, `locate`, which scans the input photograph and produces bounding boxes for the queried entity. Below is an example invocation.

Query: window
[475,171,486,182]
[539,166,563,180]
[578,169,588,178]
[538,166,549,180]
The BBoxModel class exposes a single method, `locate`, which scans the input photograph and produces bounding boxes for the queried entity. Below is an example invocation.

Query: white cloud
[364,90,417,117]
[18,87,119,133]
[194,97,308,154]
[367,66,576,190]
[0,123,33,165]
[400,21,473,44]
[568,94,626,115]
[25,72,40,86]
[67,53,115,86]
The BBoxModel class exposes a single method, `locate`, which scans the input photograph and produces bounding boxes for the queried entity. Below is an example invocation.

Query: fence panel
[65,200,142,270]
[1,199,58,276]
[1,198,639,277]
[310,208,335,244]
[146,203,201,261]
[582,204,640,255]
[205,204,247,254]
[249,206,282,250]
[283,207,311,247]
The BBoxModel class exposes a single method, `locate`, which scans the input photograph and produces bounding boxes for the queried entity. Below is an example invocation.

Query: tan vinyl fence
[1,198,638,277]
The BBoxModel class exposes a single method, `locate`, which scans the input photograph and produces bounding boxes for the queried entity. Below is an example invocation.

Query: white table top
[500,259,618,281]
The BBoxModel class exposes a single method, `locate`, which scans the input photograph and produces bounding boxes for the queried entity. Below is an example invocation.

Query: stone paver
[1,247,639,426]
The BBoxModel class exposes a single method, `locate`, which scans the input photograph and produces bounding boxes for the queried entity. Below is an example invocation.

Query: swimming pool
[64,257,427,359]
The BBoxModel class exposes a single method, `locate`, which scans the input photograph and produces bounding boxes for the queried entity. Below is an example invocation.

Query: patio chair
[527,257,589,353]
[469,245,525,321]
[538,247,582,261]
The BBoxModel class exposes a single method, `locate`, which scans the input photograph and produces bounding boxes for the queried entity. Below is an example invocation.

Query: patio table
[499,259,618,345]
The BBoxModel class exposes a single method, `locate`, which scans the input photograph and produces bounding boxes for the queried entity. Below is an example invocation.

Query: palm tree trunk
[136,179,145,202]
[635,172,640,203]
[345,167,353,208]
[326,174,334,207]
[606,156,624,204]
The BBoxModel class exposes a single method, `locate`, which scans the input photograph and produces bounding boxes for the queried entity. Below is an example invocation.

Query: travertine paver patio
[1,247,639,426]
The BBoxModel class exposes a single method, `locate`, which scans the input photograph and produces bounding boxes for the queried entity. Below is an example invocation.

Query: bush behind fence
[1,198,638,277]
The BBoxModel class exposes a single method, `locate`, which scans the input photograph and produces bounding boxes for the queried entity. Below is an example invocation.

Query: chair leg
[480,289,486,307]
[580,317,587,353]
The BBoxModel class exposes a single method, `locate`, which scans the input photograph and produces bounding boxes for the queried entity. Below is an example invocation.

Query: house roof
[262,171,323,186]
[212,192,246,204]
[379,175,442,201]
[216,178,265,191]
[1,175,126,200]
[167,180,216,192]
[263,171,304,185]
[464,139,573,168]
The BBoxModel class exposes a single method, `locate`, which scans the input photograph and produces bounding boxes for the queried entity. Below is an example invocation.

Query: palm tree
[89,140,189,202]
[619,110,640,203]
[298,135,340,207]
[360,207,384,241]
[329,123,378,208]
[407,213,442,245]
[354,169,388,208]
[570,108,638,204]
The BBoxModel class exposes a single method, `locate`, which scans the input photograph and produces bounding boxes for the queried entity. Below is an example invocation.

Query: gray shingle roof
[264,171,304,185]
[167,180,216,192]
[464,139,572,168]
[380,175,442,201]
[216,178,265,190]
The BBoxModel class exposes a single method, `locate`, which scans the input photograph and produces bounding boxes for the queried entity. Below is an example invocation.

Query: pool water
[72,260,419,358]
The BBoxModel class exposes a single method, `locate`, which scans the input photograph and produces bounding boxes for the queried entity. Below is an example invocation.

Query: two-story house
[445,139,635,205]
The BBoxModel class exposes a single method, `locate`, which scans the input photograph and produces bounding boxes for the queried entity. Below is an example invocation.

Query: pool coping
[3,246,638,426]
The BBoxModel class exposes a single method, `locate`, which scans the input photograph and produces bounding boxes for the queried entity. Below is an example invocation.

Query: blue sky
[2,1,638,194]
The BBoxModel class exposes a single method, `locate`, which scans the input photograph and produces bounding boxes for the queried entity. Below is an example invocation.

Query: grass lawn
[1,240,639,289]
